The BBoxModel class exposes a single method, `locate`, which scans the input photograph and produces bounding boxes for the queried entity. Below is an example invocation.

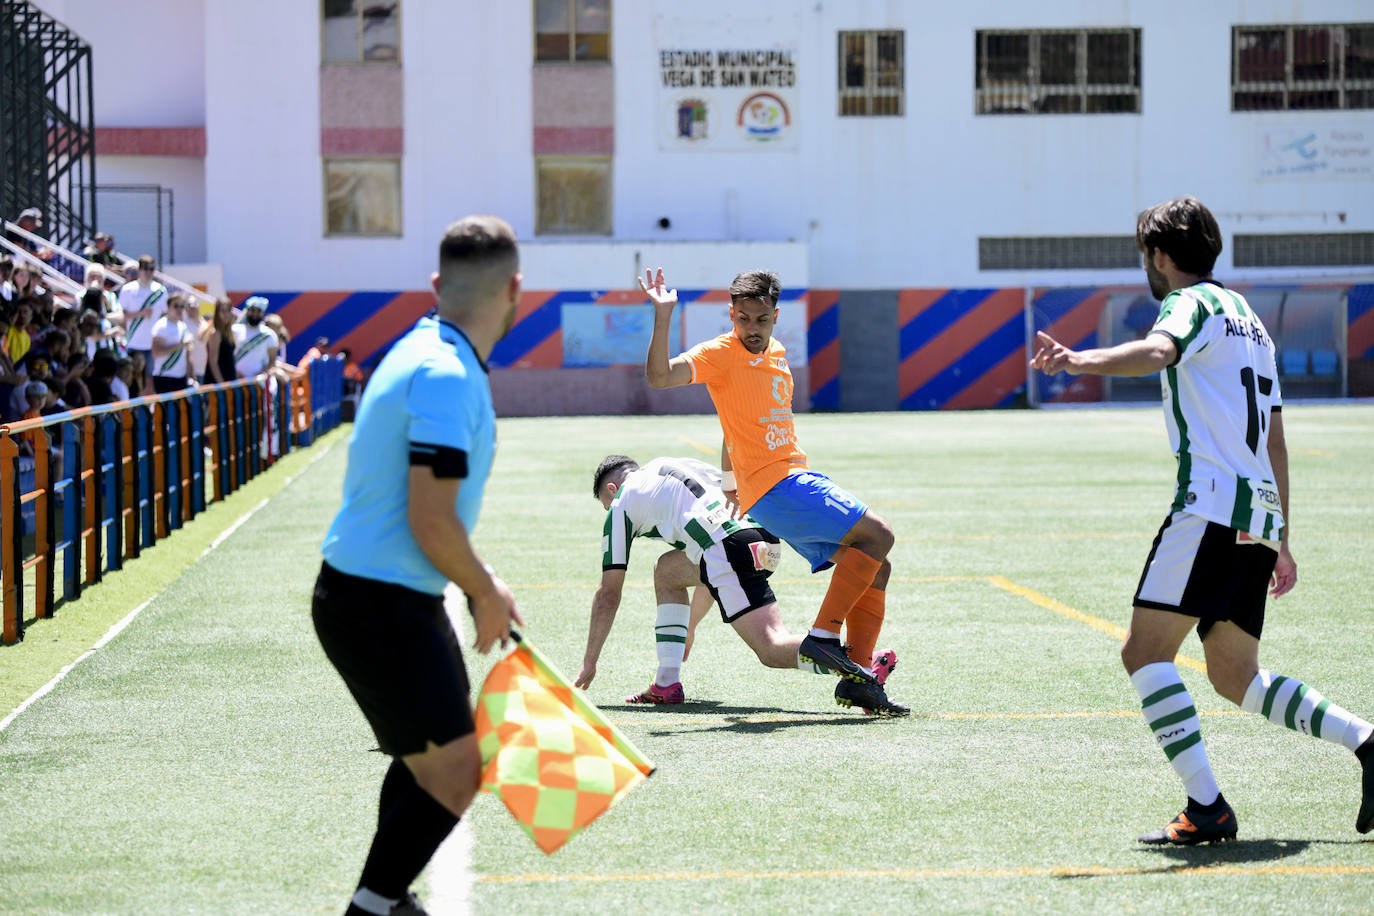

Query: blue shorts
[746,471,868,573]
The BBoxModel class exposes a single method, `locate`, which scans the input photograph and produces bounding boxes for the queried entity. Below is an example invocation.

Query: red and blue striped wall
[1349,284,1374,361]
[1030,287,1114,404]
[232,282,1374,409]
[807,289,840,410]
[897,288,1027,410]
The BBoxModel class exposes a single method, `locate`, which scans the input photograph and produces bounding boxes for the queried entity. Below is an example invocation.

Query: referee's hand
[470,575,523,654]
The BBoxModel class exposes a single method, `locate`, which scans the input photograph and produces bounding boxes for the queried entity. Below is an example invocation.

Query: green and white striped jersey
[118,281,167,350]
[233,323,279,378]
[1151,281,1285,541]
[149,315,191,378]
[602,457,762,569]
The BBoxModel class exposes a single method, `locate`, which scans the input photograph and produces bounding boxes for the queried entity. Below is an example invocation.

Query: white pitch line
[428,817,475,915]
[0,438,340,734]
[426,584,481,914]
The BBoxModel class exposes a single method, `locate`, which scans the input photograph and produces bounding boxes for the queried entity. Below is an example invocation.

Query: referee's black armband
[409,442,469,479]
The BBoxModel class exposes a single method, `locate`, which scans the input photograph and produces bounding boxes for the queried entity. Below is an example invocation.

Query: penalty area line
[984,575,1208,674]
[675,435,716,456]
[0,438,340,735]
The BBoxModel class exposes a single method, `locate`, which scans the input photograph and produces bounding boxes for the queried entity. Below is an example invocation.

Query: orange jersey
[682,333,807,510]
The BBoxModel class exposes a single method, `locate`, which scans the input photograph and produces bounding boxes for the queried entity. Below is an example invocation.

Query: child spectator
[17,381,48,457]
[64,352,92,408]
[87,353,118,404]
[0,311,27,422]
[4,263,39,309]
[7,300,33,367]
[127,350,146,396]
[111,356,133,401]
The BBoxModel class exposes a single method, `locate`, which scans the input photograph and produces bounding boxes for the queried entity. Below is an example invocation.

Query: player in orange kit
[641,267,906,715]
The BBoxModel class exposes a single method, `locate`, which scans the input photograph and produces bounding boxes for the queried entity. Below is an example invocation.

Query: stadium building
[17,0,1374,411]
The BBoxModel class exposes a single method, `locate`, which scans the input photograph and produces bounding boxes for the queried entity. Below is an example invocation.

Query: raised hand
[638,268,677,310]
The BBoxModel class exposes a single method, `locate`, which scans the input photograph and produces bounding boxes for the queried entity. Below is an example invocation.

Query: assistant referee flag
[475,633,655,854]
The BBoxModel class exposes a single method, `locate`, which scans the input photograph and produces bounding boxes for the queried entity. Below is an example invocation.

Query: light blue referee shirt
[321,315,495,595]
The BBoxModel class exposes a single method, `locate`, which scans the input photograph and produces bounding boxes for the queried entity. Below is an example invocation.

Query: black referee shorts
[312,562,475,757]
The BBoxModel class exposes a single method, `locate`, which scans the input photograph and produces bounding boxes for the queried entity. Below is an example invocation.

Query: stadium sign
[658,47,798,151]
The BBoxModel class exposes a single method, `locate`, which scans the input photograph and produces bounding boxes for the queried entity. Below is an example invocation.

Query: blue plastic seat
[1310,349,1339,376]
[1279,349,1309,376]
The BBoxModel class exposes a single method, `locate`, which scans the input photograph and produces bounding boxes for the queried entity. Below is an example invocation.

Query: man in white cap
[233,296,280,379]
[5,208,53,263]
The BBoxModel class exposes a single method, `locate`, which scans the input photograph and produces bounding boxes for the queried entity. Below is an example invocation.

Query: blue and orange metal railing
[0,357,344,644]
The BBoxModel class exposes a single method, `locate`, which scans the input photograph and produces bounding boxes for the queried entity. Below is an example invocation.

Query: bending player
[574,455,896,708]
[641,268,908,716]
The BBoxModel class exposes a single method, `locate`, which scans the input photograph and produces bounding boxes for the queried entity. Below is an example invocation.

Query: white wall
[95,155,206,264]
[180,0,1374,290]
[32,0,206,126]
[521,241,806,290]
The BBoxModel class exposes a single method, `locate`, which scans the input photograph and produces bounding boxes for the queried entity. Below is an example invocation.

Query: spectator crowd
[0,207,328,450]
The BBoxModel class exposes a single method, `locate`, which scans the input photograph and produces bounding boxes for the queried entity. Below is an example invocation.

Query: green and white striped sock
[1242,670,1374,752]
[654,603,689,687]
[1131,662,1221,805]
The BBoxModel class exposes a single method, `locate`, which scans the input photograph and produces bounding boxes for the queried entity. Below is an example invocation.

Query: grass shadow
[649,715,886,737]
[1056,837,1372,879]
[604,700,823,717]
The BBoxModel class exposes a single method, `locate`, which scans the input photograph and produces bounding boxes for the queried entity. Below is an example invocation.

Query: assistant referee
[313,215,524,916]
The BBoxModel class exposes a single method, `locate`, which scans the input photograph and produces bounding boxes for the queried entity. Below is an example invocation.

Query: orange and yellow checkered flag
[475,633,654,854]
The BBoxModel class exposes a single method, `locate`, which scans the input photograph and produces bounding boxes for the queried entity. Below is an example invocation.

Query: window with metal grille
[1233,233,1374,267]
[1232,24,1374,110]
[322,0,400,63]
[975,28,1141,114]
[536,0,610,62]
[838,31,904,116]
[979,236,1141,270]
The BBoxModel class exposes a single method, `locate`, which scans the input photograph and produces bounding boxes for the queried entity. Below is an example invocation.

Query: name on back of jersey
[1222,315,1272,350]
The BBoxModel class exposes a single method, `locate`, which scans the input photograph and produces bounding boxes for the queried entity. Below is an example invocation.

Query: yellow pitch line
[675,435,716,456]
[984,576,1208,674]
[477,864,1374,884]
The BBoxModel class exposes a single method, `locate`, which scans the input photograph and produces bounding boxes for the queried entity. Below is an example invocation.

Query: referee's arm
[407,466,521,653]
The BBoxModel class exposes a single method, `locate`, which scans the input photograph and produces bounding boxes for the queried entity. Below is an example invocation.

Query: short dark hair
[437,215,519,312]
[592,454,638,498]
[729,269,782,307]
[1136,197,1223,277]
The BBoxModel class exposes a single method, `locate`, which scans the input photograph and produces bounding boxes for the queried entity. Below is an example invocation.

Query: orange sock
[812,549,881,633]
[845,587,886,669]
